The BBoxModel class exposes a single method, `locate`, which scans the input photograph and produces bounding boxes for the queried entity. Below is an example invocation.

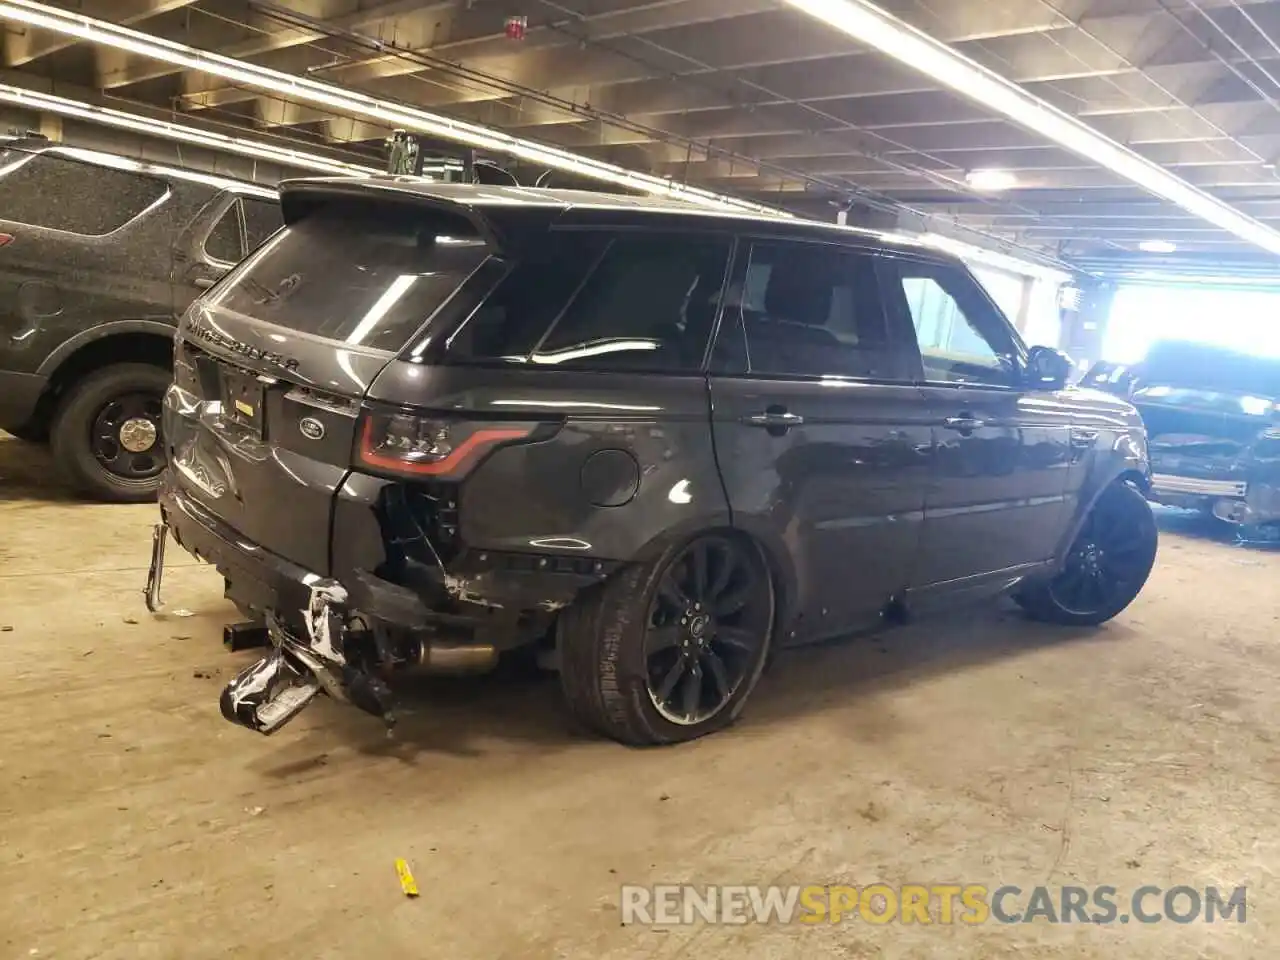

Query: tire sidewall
[51,364,171,502]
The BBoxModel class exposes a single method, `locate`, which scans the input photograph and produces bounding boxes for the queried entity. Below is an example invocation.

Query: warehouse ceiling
[8,0,1280,272]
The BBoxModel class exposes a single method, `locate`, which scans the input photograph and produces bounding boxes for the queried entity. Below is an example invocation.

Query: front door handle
[745,407,804,435]
[943,415,984,435]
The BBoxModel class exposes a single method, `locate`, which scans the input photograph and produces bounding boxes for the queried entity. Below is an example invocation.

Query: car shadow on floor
[300,600,1119,763]
[0,434,78,502]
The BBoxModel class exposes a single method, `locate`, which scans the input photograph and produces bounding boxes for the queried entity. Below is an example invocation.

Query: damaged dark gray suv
[152,177,1157,745]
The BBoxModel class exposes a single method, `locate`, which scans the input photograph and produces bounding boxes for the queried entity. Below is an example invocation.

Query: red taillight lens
[356,411,531,478]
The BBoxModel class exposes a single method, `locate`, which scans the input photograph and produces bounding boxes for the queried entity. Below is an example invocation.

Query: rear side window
[449,231,732,371]
[0,152,167,235]
[205,196,284,264]
[713,241,903,380]
[243,197,282,250]
[206,200,488,352]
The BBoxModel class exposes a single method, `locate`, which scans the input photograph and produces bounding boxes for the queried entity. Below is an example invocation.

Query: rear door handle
[745,408,804,434]
[193,277,215,289]
[943,415,984,434]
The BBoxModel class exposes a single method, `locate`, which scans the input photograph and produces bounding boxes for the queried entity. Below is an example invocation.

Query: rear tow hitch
[219,580,395,735]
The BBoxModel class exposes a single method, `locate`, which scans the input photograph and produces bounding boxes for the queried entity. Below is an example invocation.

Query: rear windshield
[206,199,488,352]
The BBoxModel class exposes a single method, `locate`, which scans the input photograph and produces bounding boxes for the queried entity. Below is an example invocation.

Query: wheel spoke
[703,648,732,697]
[690,543,709,597]
[680,666,702,720]
[646,625,682,655]
[655,659,688,702]
[712,580,751,617]
[657,578,688,615]
[716,626,756,654]
[706,545,735,600]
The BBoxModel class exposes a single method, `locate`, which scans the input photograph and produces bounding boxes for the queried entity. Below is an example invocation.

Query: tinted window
[881,259,1018,387]
[204,202,242,263]
[449,231,731,371]
[714,241,900,379]
[242,197,282,250]
[0,152,167,235]
[206,200,488,352]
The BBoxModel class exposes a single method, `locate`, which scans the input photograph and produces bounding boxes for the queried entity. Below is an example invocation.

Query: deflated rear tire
[557,533,775,745]
[1017,479,1158,626]
[50,363,171,503]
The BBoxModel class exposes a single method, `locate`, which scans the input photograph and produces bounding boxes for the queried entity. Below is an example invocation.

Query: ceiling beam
[3,0,195,67]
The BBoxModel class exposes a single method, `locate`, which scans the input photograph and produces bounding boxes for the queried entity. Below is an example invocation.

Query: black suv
[0,139,281,500]
[152,178,1157,745]
[1095,341,1280,537]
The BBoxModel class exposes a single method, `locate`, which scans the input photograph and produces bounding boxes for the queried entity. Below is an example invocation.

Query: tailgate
[165,193,491,573]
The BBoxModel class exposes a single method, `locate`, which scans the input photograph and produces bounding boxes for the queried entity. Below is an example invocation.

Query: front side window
[714,241,904,380]
[881,258,1019,387]
[0,151,167,235]
[449,230,732,371]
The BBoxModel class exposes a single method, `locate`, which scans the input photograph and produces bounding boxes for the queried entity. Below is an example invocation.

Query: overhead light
[965,169,1017,192]
[0,81,381,177]
[0,0,782,216]
[782,0,1280,257]
[1138,239,1177,254]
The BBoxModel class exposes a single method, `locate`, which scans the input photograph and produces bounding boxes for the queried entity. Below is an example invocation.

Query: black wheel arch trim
[36,319,176,378]
[1052,465,1152,571]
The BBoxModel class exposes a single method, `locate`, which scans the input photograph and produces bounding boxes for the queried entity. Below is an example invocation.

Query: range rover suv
[1105,341,1280,538]
[0,138,281,501]
[153,178,1157,745]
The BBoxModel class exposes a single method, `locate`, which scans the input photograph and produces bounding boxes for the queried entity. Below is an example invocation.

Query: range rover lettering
[150,178,1158,745]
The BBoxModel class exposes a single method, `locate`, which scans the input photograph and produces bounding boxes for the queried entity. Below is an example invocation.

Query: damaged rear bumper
[156,476,616,733]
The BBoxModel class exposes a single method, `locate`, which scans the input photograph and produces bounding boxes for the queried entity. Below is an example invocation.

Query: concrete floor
[1,431,1277,960]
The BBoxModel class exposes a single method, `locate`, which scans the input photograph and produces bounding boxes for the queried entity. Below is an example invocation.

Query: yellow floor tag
[395,858,420,898]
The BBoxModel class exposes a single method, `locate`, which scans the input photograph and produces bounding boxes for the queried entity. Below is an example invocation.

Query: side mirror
[1025,345,1073,390]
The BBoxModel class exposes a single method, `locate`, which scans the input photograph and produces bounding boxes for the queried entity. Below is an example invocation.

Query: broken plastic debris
[172,609,195,618]
[395,858,419,898]
[123,617,139,625]
[245,806,265,817]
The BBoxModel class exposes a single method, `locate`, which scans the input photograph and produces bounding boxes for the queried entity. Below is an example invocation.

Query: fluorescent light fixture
[782,0,1280,257]
[0,81,380,177]
[965,168,1017,192]
[0,0,781,216]
[1138,239,1177,254]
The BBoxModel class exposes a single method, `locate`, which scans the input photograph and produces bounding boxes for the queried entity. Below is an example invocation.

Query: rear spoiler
[279,178,517,251]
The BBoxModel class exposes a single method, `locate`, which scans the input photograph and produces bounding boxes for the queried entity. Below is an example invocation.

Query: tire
[50,363,171,503]
[1017,479,1158,626]
[558,533,776,746]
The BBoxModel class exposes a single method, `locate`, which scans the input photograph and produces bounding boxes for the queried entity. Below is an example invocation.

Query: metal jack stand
[144,523,167,613]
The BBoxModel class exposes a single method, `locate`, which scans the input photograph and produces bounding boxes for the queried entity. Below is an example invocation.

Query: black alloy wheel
[90,390,165,483]
[50,363,173,502]
[1018,480,1158,626]
[558,533,775,745]
[643,537,771,726]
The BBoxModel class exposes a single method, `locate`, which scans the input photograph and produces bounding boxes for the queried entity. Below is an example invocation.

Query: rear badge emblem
[299,417,325,440]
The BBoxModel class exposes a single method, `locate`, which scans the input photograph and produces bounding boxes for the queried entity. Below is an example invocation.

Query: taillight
[356,410,532,478]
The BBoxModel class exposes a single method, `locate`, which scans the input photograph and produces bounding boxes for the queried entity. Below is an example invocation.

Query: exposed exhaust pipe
[411,640,498,675]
